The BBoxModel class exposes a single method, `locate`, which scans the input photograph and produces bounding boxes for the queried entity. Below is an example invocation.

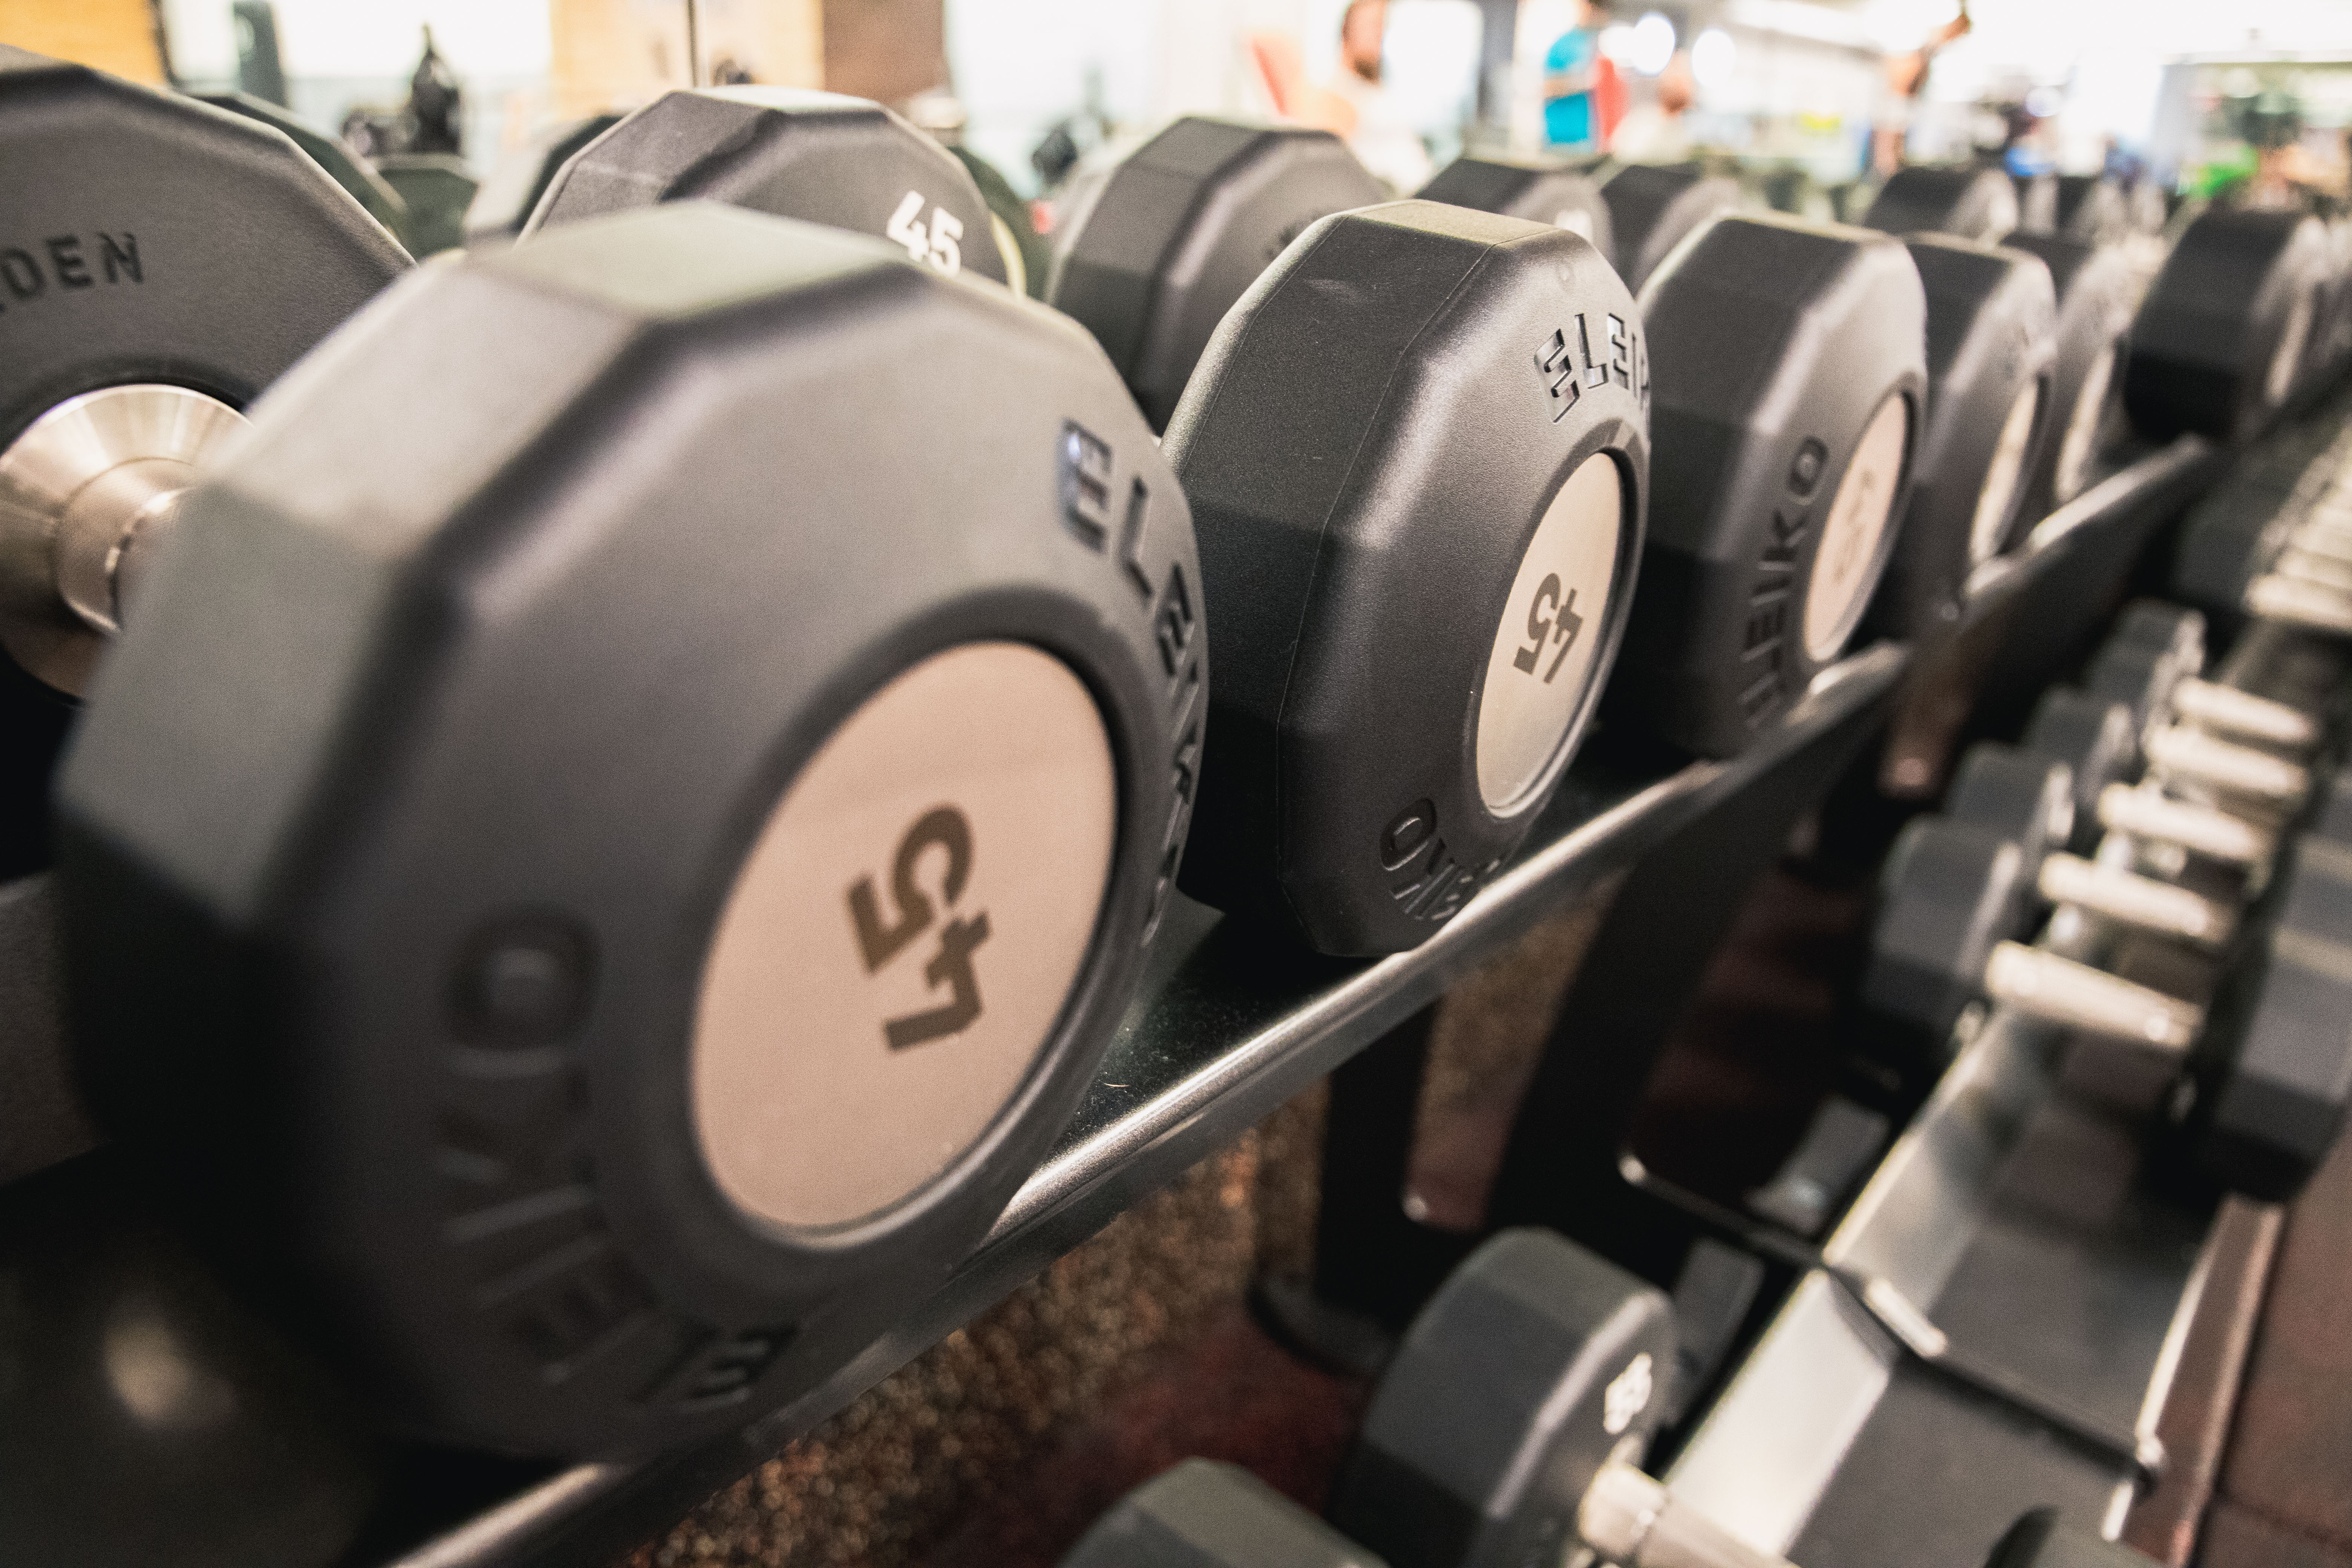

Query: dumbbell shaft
[2096,784,2274,867]
[2038,853,2236,946]
[2141,724,2311,806]
[1580,1462,1799,1568]
[2168,677,2320,750]
[2248,573,2352,635]
[1984,940,2203,1049]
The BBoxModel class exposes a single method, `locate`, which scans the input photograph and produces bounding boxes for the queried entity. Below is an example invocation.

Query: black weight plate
[58,204,1202,1455]
[1046,118,1384,432]
[1419,155,1614,267]
[1331,1230,1675,1568]
[1866,235,2057,638]
[525,87,1010,288]
[370,152,476,257]
[2124,206,2331,442]
[462,111,623,243]
[1606,213,1926,756]
[1166,201,1646,954]
[1067,1461,1389,1568]
[0,49,408,452]
[1999,233,2141,514]
[196,90,413,251]
[1597,162,1743,291]
[1861,164,2020,242]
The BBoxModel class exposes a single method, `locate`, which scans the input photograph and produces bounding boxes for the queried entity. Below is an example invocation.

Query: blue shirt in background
[1544,28,1598,149]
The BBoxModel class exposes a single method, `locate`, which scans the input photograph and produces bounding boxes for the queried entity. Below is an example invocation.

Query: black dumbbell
[461,110,623,244]
[1998,232,2142,515]
[523,87,1018,288]
[1046,118,1386,431]
[1861,165,2020,243]
[57,203,1204,1454]
[2126,206,2334,443]
[1068,1232,2157,1568]
[0,48,409,878]
[1597,162,1745,292]
[1168,201,1647,952]
[1605,213,1928,755]
[1418,155,1613,259]
[1864,235,2058,637]
[369,151,477,257]
[2029,174,2135,248]
[194,90,414,249]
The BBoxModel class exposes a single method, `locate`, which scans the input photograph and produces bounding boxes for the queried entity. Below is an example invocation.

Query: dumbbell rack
[0,432,2222,1568]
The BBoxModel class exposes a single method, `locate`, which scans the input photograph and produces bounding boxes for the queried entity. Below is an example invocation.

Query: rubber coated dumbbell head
[1861,165,2021,242]
[1866,236,2058,637]
[2185,837,2352,1200]
[1946,741,2075,871]
[2125,207,2332,442]
[1065,1461,1390,1568]
[365,153,476,257]
[2047,176,2134,247]
[2086,603,2204,737]
[1597,162,1743,291]
[195,91,413,248]
[1607,213,1926,756]
[1998,233,2142,513]
[58,204,1204,1454]
[0,47,409,700]
[1169,201,1644,954]
[462,111,623,243]
[1047,118,1385,431]
[1329,1229,1675,1568]
[2011,172,2057,234]
[2021,688,2137,850]
[1418,155,1613,260]
[1859,817,2027,1065]
[524,87,1012,286]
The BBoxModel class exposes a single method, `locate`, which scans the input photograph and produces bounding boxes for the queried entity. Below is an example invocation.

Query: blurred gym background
[14,0,2352,245]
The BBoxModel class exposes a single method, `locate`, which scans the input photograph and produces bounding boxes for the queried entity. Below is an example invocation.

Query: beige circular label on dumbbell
[692,641,1116,1231]
[2052,340,2119,505]
[1475,452,1623,813]
[1966,379,2042,568]
[1801,394,1909,664]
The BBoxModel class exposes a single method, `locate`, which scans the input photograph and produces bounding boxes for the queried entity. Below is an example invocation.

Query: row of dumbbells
[0,44,2340,1465]
[1861,593,2350,1204]
[1058,1230,2148,1568]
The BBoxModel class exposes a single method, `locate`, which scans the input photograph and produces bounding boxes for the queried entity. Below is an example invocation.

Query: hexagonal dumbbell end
[1330,1229,1677,1568]
[2021,689,2137,851]
[2189,838,2352,1200]
[1859,818,2028,1066]
[1946,742,2075,869]
[1063,1461,1389,1568]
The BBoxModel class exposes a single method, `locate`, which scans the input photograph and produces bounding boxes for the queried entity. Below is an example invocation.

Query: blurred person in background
[1542,0,1619,153]
[1610,50,1693,162]
[1249,0,1432,193]
[1870,2,1971,174]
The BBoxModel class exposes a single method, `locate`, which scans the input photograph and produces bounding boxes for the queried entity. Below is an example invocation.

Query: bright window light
[1690,26,1735,89]
[1629,11,1677,76]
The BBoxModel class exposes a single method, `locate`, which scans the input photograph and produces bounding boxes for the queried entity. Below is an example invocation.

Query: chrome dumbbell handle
[2248,573,2352,635]
[2141,724,2312,807]
[1983,940,2203,1050]
[1580,1462,1799,1568]
[2096,784,2275,867]
[2038,853,2237,948]
[2168,677,2321,751]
